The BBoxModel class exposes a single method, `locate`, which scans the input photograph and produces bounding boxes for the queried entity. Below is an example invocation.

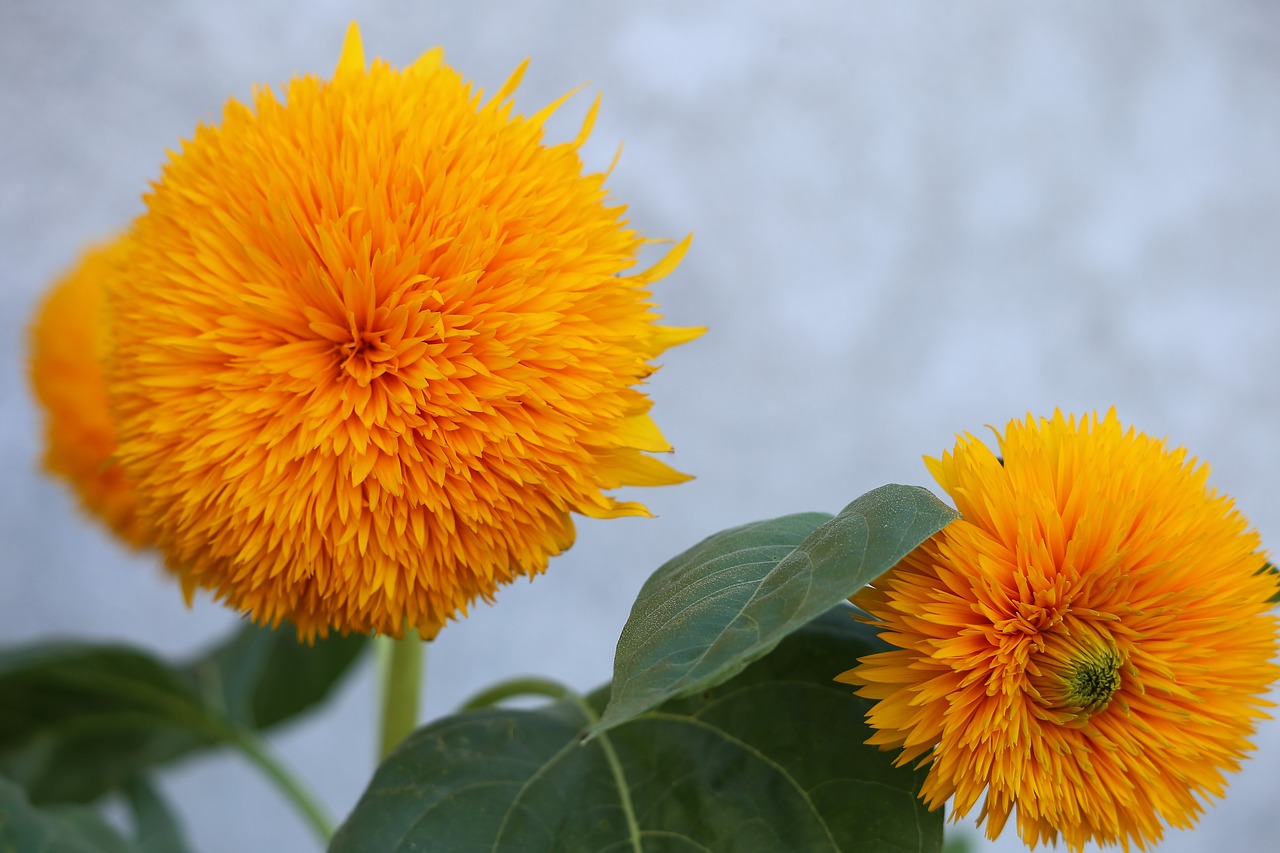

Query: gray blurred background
[3,1,1278,851]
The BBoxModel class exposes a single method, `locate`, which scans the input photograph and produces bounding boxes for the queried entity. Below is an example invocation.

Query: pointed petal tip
[410,45,445,76]
[631,233,693,286]
[496,58,531,103]
[652,325,706,353]
[336,21,366,77]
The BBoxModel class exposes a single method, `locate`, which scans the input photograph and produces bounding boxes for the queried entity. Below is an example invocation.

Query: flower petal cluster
[104,24,700,638]
[29,237,151,548]
[839,410,1279,851]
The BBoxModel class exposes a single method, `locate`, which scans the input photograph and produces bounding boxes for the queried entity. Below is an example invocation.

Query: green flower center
[1063,648,1122,712]
[1028,629,1126,726]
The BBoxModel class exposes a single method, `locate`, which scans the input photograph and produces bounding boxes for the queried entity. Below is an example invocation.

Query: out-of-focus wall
[3,2,1277,851]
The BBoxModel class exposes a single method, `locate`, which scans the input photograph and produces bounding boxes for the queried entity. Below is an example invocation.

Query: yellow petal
[335,22,365,78]
[632,233,692,285]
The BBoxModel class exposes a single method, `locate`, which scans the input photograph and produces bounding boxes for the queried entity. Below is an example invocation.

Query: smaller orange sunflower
[29,237,150,548]
[839,410,1279,851]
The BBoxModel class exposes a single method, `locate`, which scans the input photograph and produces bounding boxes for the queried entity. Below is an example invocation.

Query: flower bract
[105,23,700,639]
[30,237,150,548]
[839,410,1279,851]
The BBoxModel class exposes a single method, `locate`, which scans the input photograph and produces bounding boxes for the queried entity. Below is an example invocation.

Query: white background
[2,2,1278,851]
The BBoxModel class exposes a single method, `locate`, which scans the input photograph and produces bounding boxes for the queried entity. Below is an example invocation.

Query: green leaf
[183,621,367,730]
[597,485,956,732]
[0,645,225,803]
[332,608,942,853]
[123,777,190,853]
[0,774,138,853]
[0,623,367,805]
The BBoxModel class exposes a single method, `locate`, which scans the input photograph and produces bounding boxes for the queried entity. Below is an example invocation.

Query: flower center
[1062,646,1122,712]
[338,311,403,386]
[1028,627,1125,725]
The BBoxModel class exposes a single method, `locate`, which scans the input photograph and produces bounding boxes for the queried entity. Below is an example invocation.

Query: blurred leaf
[0,645,224,803]
[122,777,190,853]
[0,622,366,805]
[597,485,957,732]
[183,621,367,730]
[332,608,943,853]
[0,774,137,853]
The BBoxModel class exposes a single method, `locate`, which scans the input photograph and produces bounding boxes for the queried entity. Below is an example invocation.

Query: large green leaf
[0,774,137,853]
[331,608,942,853]
[598,485,956,732]
[0,622,367,805]
[183,621,367,731]
[0,773,186,853]
[0,645,224,803]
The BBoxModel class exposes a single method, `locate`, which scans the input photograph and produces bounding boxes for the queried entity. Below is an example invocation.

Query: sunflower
[29,237,150,548]
[839,410,1279,851]
[104,23,700,639]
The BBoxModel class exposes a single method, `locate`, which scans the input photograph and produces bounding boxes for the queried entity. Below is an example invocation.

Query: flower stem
[458,676,572,711]
[232,730,335,843]
[378,631,424,759]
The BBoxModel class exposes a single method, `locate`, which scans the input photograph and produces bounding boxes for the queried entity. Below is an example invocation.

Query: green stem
[564,690,643,853]
[232,730,335,843]
[458,676,572,711]
[378,631,424,759]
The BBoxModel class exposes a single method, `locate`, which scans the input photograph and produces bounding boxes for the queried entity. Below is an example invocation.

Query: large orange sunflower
[29,237,150,548]
[839,410,1278,851]
[105,23,700,639]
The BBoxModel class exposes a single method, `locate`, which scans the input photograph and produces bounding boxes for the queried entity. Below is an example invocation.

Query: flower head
[29,237,150,548]
[839,410,1279,851]
[105,23,700,639]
